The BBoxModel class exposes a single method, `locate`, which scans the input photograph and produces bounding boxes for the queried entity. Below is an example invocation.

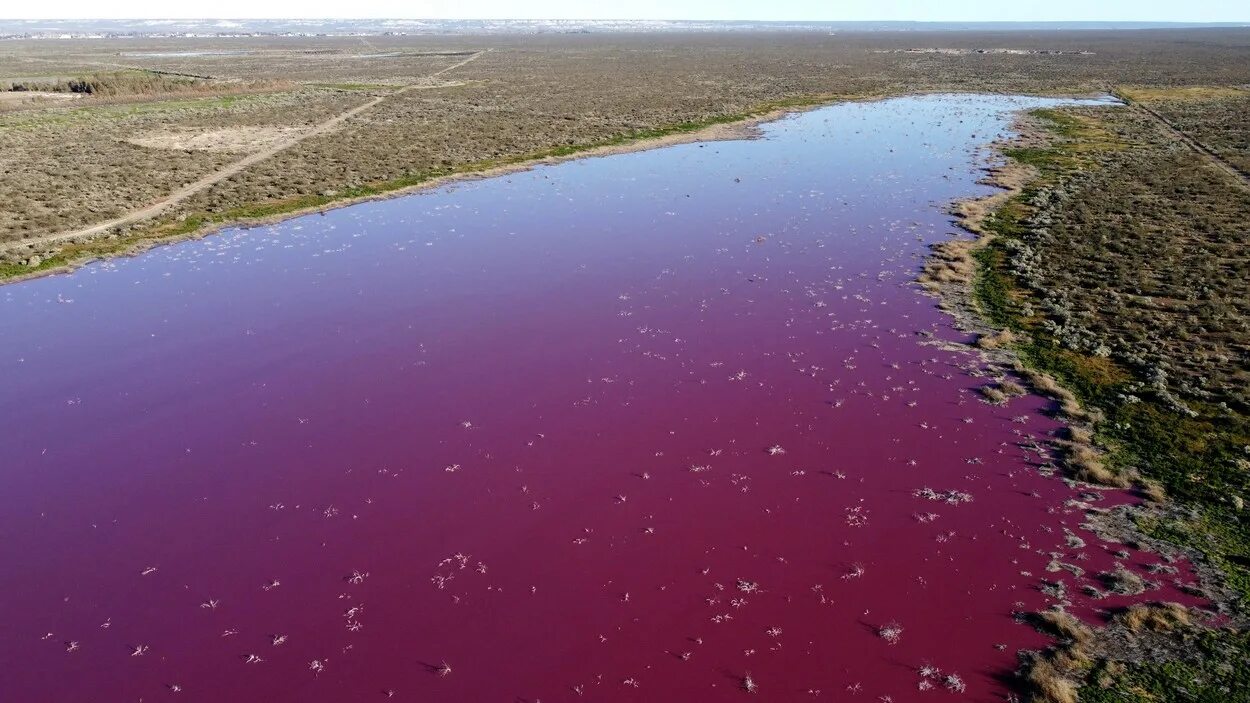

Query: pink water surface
[0,94,1196,702]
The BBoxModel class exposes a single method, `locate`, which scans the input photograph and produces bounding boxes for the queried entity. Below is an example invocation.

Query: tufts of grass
[1120,602,1191,633]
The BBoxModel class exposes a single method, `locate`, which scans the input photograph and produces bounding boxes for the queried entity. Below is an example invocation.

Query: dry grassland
[2,29,1250,260]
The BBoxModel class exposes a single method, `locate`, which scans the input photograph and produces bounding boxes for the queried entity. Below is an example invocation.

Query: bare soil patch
[126,125,305,153]
[0,90,80,109]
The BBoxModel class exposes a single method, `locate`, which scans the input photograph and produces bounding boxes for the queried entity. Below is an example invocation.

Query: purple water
[0,94,1193,702]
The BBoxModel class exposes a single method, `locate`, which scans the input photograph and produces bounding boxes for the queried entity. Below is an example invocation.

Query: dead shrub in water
[741,671,758,694]
[980,378,1026,405]
[1098,564,1150,596]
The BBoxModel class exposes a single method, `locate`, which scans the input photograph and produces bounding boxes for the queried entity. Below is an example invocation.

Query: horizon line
[5,18,1250,24]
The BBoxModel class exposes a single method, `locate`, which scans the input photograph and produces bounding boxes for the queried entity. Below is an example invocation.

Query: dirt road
[1123,96,1250,190]
[4,50,486,253]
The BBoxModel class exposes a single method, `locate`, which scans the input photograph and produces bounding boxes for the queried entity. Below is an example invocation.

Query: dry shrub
[1140,480,1168,503]
[981,378,1028,405]
[1099,564,1148,595]
[1034,608,1094,646]
[976,328,1017,349]
[1066,443,1131,488]
[1021,609,1094,703]
[1065,425,1093,444]
[1000,379,1027,397]
[1093,661,1127,688]
[1120,602,1190,632]
[920,261,975,285]
[981,385,1009,404]
[919,239,977,285]
[1025,657,1080,703]
[1018,367,1087,419]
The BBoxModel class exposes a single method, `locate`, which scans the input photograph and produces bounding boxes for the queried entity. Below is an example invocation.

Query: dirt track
[1125,97,1250,190]
[1,50,486,253]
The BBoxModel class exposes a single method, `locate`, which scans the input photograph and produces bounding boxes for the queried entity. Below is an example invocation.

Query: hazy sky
[9,0,1249,22]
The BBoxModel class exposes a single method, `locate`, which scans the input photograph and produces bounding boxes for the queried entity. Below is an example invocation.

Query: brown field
[1006,104,1250,410]
[1119,86,1250,174]
[0,89,363,239]
[2,29,1250,261]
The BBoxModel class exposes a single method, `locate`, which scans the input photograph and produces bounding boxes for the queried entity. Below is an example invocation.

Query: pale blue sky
[14,0,1250,22]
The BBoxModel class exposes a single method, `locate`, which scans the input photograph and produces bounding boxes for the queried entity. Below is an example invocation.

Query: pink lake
[0,94,1195,702]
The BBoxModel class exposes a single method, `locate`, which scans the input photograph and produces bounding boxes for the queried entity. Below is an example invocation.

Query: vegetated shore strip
[924,107,1249,701]
[915,112,1147,703]
[0,89,1106,287]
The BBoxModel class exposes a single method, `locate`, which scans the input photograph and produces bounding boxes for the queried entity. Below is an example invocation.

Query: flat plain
[3,30,1250,258]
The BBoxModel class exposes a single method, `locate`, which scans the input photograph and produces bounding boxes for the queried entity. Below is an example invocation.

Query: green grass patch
[1079,628,1250,703]
[972,244,1019,328]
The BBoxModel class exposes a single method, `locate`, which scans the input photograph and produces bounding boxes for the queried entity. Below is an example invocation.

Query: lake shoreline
[0,89,1109,288]
[924,102,1244,700]
[0,103,814,287]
